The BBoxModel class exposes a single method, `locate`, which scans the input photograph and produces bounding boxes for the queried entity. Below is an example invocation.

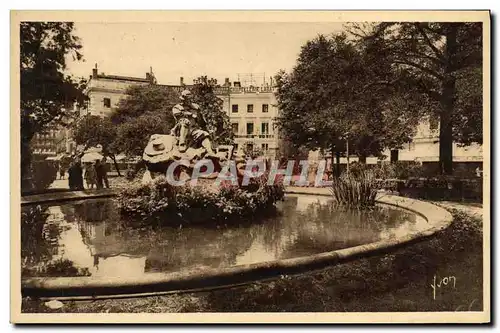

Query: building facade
[216,83,279,159]
[31,126,67,158]
[83,65,154,117]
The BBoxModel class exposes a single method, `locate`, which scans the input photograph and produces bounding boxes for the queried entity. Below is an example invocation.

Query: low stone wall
[21,188,116,206]
[21,189,453,300]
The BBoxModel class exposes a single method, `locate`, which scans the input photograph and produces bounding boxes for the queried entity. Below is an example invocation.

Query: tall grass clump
[330,170,378,208]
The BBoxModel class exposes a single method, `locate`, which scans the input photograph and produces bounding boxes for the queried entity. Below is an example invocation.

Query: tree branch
[414,23,445,63]
[362,78,401,90]
[393,60,443,80]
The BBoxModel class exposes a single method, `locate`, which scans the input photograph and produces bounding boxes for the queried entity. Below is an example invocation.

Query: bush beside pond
[116,173,285,226]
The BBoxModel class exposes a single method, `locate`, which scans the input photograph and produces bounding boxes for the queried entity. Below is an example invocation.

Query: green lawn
[22,209,483,313]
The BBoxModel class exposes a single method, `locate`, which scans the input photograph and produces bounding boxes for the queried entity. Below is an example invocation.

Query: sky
[66,22,345,85]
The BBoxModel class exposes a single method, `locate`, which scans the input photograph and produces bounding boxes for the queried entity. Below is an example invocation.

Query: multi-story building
[31,126,67,158]
[215,80,279,159]
[395,118,482,164]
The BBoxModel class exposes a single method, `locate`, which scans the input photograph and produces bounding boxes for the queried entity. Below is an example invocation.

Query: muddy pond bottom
[21,194,427,279]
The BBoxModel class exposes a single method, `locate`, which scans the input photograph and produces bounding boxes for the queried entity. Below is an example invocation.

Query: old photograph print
[11,11,490,323]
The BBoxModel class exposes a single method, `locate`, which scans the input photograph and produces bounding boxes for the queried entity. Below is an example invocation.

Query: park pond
[21,194,428,279]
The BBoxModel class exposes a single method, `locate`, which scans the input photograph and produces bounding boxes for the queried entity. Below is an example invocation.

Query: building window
[262,104,269,113]
[103,98,111,108]
[232,123,239,135]
[247,104,254,113]
[262,143,269,151]
[232,104,239,113]
[261,122,269,135]
[246,122,254,136]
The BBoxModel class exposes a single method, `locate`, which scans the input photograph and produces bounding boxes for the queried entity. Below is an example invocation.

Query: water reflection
[21,195,427,278]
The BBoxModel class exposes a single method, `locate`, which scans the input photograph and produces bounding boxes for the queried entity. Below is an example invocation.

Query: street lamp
[343,132,350,175]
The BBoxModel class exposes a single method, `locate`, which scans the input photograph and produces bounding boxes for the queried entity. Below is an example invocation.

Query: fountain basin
[21,189,452,300]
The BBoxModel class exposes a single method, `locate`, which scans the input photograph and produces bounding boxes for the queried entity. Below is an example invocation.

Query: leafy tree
[20,22,86,188]
[72,115,122,175]
[111,84,178,125]
[110,84,178,157]
[114,112,173,157]
[353,22,483,174]
[191,76,234,145]
[274,34,420,176]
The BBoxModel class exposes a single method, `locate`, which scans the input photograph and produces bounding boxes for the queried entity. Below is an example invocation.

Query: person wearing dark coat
[74,160,84,190]
[68,159,84,190]
[68,161,75,190]
[95,158,110,189]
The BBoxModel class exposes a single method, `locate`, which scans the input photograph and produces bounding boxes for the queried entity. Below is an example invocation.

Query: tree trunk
[359,154,367,164]
[390,150,399,163]
[329,144,335,178]
[110,154,122,177]
[21,138,33,192]
[439,24,458,176]
[335,151,341,177]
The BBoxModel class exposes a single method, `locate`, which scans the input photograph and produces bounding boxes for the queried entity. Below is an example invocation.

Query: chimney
[234,81,241,88]
[146,72,151,82]
[224,78,230,87]
[92,64,98,78]
[180,77,184,86]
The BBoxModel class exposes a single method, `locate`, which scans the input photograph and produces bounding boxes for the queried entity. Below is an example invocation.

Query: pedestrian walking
[84,162,97,189]
[59,164,65,180]
[97,157,110,188]
[68,161,75,190]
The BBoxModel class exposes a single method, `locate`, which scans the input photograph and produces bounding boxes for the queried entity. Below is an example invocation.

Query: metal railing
[234,134,274,139]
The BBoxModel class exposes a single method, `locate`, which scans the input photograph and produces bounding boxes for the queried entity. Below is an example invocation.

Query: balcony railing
[214,86,275,95]
[234,134,274,139]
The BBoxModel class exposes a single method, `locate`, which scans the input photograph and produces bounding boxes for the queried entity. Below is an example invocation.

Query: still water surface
[21,195,427,278]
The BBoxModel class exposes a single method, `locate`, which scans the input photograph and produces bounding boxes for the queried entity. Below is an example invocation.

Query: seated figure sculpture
[142,89,232,182]
[170,89,217,157]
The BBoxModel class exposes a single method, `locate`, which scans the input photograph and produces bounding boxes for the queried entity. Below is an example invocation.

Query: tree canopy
[276,22,483,175]
[351,22,482,174]
[71,114,123,175]
[110,84,178,156]
[191,76,234,146]
[274,33,422,168]
[21,22,87,143]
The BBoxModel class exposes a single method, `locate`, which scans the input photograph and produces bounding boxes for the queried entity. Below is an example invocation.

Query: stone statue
[142,89,235,182]
[169,89,217,157]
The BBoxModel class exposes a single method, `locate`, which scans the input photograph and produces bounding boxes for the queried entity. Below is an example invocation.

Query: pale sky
[66,22,345,85]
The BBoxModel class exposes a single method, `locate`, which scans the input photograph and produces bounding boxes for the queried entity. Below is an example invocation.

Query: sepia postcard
[10,10,490,324]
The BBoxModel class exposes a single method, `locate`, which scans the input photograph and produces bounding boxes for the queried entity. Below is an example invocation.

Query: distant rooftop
[89,65,275,93]
[95,73,151,83]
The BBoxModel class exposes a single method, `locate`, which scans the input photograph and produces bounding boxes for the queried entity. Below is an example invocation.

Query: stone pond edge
[21,187,454,300]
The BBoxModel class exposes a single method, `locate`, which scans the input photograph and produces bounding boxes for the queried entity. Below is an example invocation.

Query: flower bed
[116,173,285,226]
